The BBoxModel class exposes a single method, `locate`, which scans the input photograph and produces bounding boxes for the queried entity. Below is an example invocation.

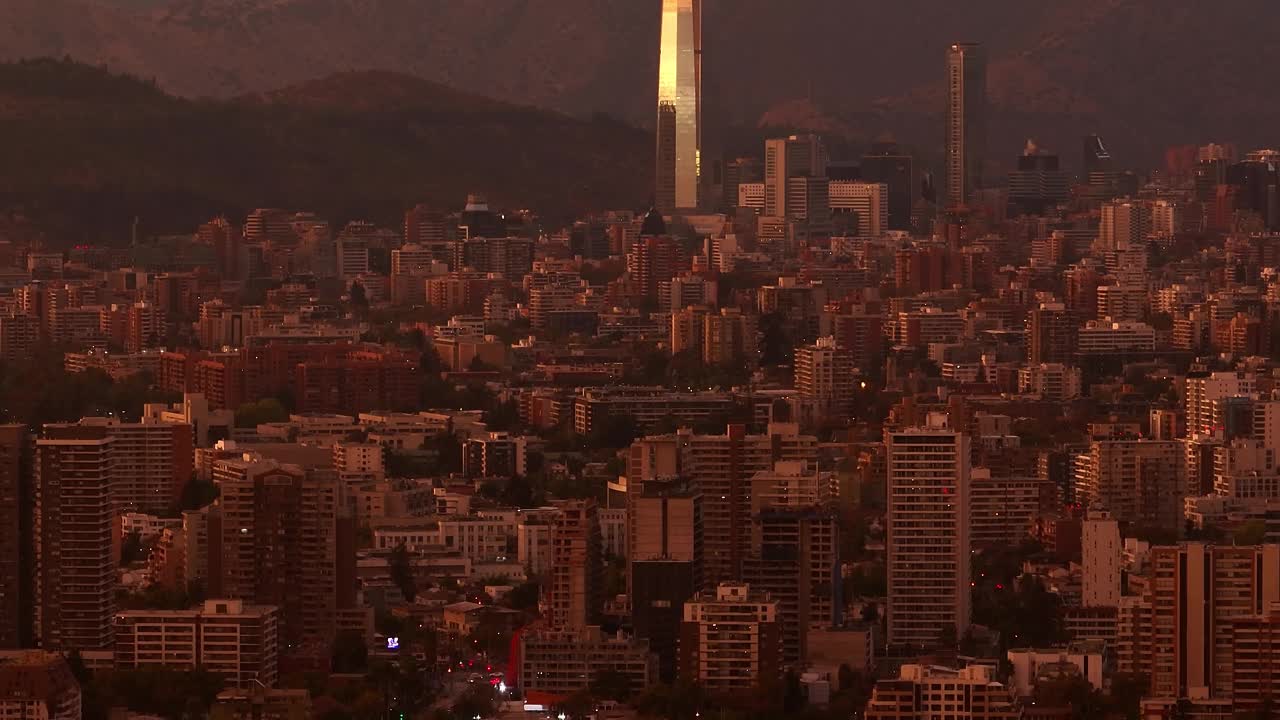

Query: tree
[350,281,369,312]
[1102,672,1149,720]
[451,684,496,720]
[234,398,289,428]
[503,581,540,611]
[589,669,633,702]
[588,413,639,449]
[390,544,418,602]
[331,629,369,674]
[120,531,144,566]
[1235,519,1267,545]
[556,690,596,720]
[175,475,219,512]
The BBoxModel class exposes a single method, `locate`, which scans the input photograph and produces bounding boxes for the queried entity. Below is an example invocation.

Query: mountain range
[0,59,650,245]
[3,0,1280,169]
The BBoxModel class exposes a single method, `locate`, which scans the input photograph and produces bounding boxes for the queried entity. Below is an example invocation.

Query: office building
[655,0,701,212]
[679,583,781,693]
[829,180,888,236]
[1007,151,1070,216]
[886,415,971,648]
[0,652,82,720]
[547,500,602,631]
[865,664,1019,720]
[860,143,914,230]
[945,43,987,207]
[0,425,29,649]
[765,135,828,220]
[113,599,280,688]
[34,427,116,651]
[517,626,657,697]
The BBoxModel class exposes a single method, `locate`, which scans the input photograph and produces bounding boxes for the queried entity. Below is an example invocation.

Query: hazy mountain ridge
[2,0,1279,166]
[0,59,651,245]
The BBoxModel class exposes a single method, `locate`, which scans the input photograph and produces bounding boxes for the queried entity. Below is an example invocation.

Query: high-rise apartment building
[886,415,971,648]
[1026,303,1078,365]
[628,423,818,587]
[865,664,1019,720]
[655,0,701,212]
[1099,200,1154,251]
[34,427,116,652]
[114,599,280,688]
[679,583,780,692]
[1081,510,1121,607]
[1007,152,1070,216]
[945,43,987,207]
[627,233,686,304]
[1117,543,1280,700]
[547,499,602,631]
[1072,440,1186,531]
[794,336,856,418]
[0,652,82,720]
[208,457,354,649]
[1186,371,1256,440]
[743,506,839,664]
[629,479,702,682]
[46,417,194,517]
[0,425,30,649]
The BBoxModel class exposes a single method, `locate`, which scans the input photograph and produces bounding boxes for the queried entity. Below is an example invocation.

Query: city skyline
[7,5,1280,720]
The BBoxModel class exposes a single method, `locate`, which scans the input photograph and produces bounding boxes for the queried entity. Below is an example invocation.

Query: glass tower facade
[656,0,701,212]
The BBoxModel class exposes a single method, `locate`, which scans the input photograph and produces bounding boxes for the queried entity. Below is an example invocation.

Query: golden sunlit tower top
[656,0,702,213]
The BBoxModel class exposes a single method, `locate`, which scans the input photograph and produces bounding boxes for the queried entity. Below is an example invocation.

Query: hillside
[0,59,651,245]
[3,0,1278,170]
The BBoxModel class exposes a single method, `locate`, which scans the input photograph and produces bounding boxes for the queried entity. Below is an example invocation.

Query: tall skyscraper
[207,456,352,649]
[944,43,987,208]
[548,499,603,631]
[861,143,914,230]
[0,425,30,649]
[656,0,702,212]
[887,414,971,648]
[1081,511,1121,608]
[764,134,828,220]
[34,427,117,652]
